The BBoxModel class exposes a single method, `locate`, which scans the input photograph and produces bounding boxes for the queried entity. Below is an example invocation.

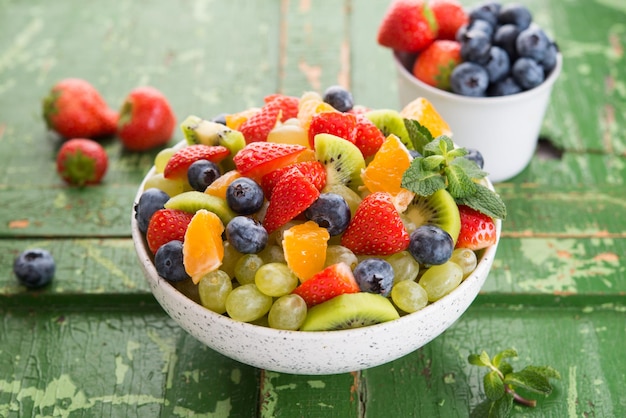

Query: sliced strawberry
[377,0,437,53]
[239,99,283,143]
[233,141,308,181]
[264,94,300,121]
[146,208,195,254]
[353,115,385,159]
[307,111,357,148]
[163,144,230,180]
[260,161,326,199]
[263,167,320,234]
[292,262,360,307]
[341,192,410,256]
[455,205,497,250]
[348,105,372,116]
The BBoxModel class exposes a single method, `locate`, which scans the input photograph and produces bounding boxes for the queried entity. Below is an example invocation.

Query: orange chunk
[183,209,225,284]
[225,107,261,130]
[282,221,330,282]
[205,170,242,199]
[400,97,452,138]
[297,92,336,133]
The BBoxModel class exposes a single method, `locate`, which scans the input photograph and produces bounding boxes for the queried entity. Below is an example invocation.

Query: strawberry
[43,78,117,139]
[260,160,326,199]
[146,208,194,254]
[353,115,385,159]
[163,144,230,180]
[455,205,497,250]
[239,99,283,143]
[377,0,438,53]
[341,192,410,256]
[263,167,320,234]
[233,141,308,181]
[264,94,300,121]
[412,39,462,90]
[307,111,357,148]
[118,86,176,151]
[430,0,468,41]
[292,262,360,307]
[56,138,108,186]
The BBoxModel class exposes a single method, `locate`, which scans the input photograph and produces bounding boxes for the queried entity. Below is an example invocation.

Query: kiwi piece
[181,115,226,145]
[403,188,461,244]
[314,133,365,192]
[165,191,236,225]
[300,293,400,331]
[364,109,414,150]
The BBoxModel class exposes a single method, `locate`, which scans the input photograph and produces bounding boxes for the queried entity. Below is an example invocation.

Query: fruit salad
[134,86,505,331]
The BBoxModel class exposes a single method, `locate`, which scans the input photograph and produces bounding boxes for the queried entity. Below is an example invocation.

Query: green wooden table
[1,0,625,416]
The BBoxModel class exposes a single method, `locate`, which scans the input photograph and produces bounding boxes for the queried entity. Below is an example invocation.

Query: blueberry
[353,258,394,297]
[487,76,523,96]
[409,149,423,159]
[468,2,501,27]
[450,62,489,97]
[226,177,265,215]
[516,26,550,63]
[493,24,520,61]
[497,3,533,31]
[467,18,494,39]
[155,240,190,282]
[211,113,228,125]
[484,46,510,83]
[541,42,559,74]
[465,148,485,169]
[460,30,491,64]
[322,85,354,112]
[512,57,545,90]
[13,249,55,288]
[304,193,351,236]
[134,188,170,233]
[187,159,222,192]
[408,225,453,266]
[395,51,418,72]
[226,216,268,254]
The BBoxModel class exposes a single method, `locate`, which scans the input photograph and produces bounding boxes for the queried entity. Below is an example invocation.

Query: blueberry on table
[353,258,394,297]
[226,216,268,254]
[226,177,264,215]
[13,249,55,288]
[408,225,453,266]
[512,57,545,90]
[450,62,489,97]
[497,3,533,31]
[155,240,190,282]
[304,193,351,236]
[187,159,221,192]
[322,85,354,112]
[135,188,170,233]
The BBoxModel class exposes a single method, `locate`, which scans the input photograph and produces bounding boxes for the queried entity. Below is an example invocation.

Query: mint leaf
[525,365,561,380]
[504,368,553,395]
[484,370,506,400]
[455,183,507,220]
[449,155,488,180]
[404,118,433,153]
[493,349,518,368]
[422,155,445,171]
[468,353,490,367]
[401,158,446,196]
[445,165,477,198]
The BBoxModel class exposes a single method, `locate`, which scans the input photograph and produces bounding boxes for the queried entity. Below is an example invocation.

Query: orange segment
[282,221,330,282]
[360,135,414,212]
[205,170,242,198]
[297,92,336,133]
[400,97,452,138]
[183,209,225,284]
[225,107,261,130]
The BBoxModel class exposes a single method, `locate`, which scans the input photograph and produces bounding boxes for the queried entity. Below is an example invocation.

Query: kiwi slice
[300,293,400,331]
[364,109,414,150]
[164,191,236,225]
[314,133,365,192]
[403,188,461,244]
[181,115,226,145]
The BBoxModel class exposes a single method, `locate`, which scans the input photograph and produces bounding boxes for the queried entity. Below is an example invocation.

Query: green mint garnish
[401,119,507,220]
[468,348,561,418]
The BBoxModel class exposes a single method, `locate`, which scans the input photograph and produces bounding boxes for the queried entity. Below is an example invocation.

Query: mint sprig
[468,349,561,418]
[400,119,507,220]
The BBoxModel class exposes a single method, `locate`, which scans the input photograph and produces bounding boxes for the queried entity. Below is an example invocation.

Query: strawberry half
[455,205,497,250]
[163,144,230,180]
[146,208,195,254]
[307,111,357,148]
[233,141,308,181]
[262,167,320,234]
[239,99,283,143]
[260,160,326,199]
[341,192,410,256]
[430,0,469,41]
[264,94,300,121]
[377,0,438,53]
[412,40,462,90]
[353,115,385,159]
[292,262,360,307]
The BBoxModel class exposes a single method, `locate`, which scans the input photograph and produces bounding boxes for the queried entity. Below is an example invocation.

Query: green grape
[225,284,273,322]
[234,253,264,285]
[324,245,358,270]
[419,262,463,302]
[258,244,286,264]
[255,262,298,297]
[268,294,308,330]
[154,147,176,173]
[143,173,189,197]
[198,270,232,314]
[449,248,477,279]
[391,280,428,313]
[172,278,201,304]
[221,241,243,279]
[386,251,420,283]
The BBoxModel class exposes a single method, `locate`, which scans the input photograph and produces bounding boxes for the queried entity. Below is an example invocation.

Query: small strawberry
[263,167,320,234]
[430,0,468,41]
[163,144,230,180]
[264,94,300,121]
[118,86,176,151]
[353,115,385,159]
[292,262,360,307]
[377,0,438,53]
[56,138,108,186]
[341,192,410,256]
[260,160,326,199]
[43,78,117,139]
[146,208,195,254]
[239,100,283,143]
[307,111,357,148]
[233,141,309,181]
[455,205,497,250]
[412,39,462,90]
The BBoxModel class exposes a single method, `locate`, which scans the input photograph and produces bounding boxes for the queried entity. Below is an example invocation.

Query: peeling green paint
[307,380,326,389]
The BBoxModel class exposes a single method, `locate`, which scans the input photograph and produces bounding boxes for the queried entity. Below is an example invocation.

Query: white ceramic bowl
[132,167,501,375]
[395,52,562,183]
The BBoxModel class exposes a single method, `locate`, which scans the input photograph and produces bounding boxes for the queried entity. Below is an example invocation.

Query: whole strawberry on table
[134,85,506,332]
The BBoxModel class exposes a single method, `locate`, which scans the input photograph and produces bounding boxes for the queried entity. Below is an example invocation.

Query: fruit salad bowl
[132,165,501,375]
